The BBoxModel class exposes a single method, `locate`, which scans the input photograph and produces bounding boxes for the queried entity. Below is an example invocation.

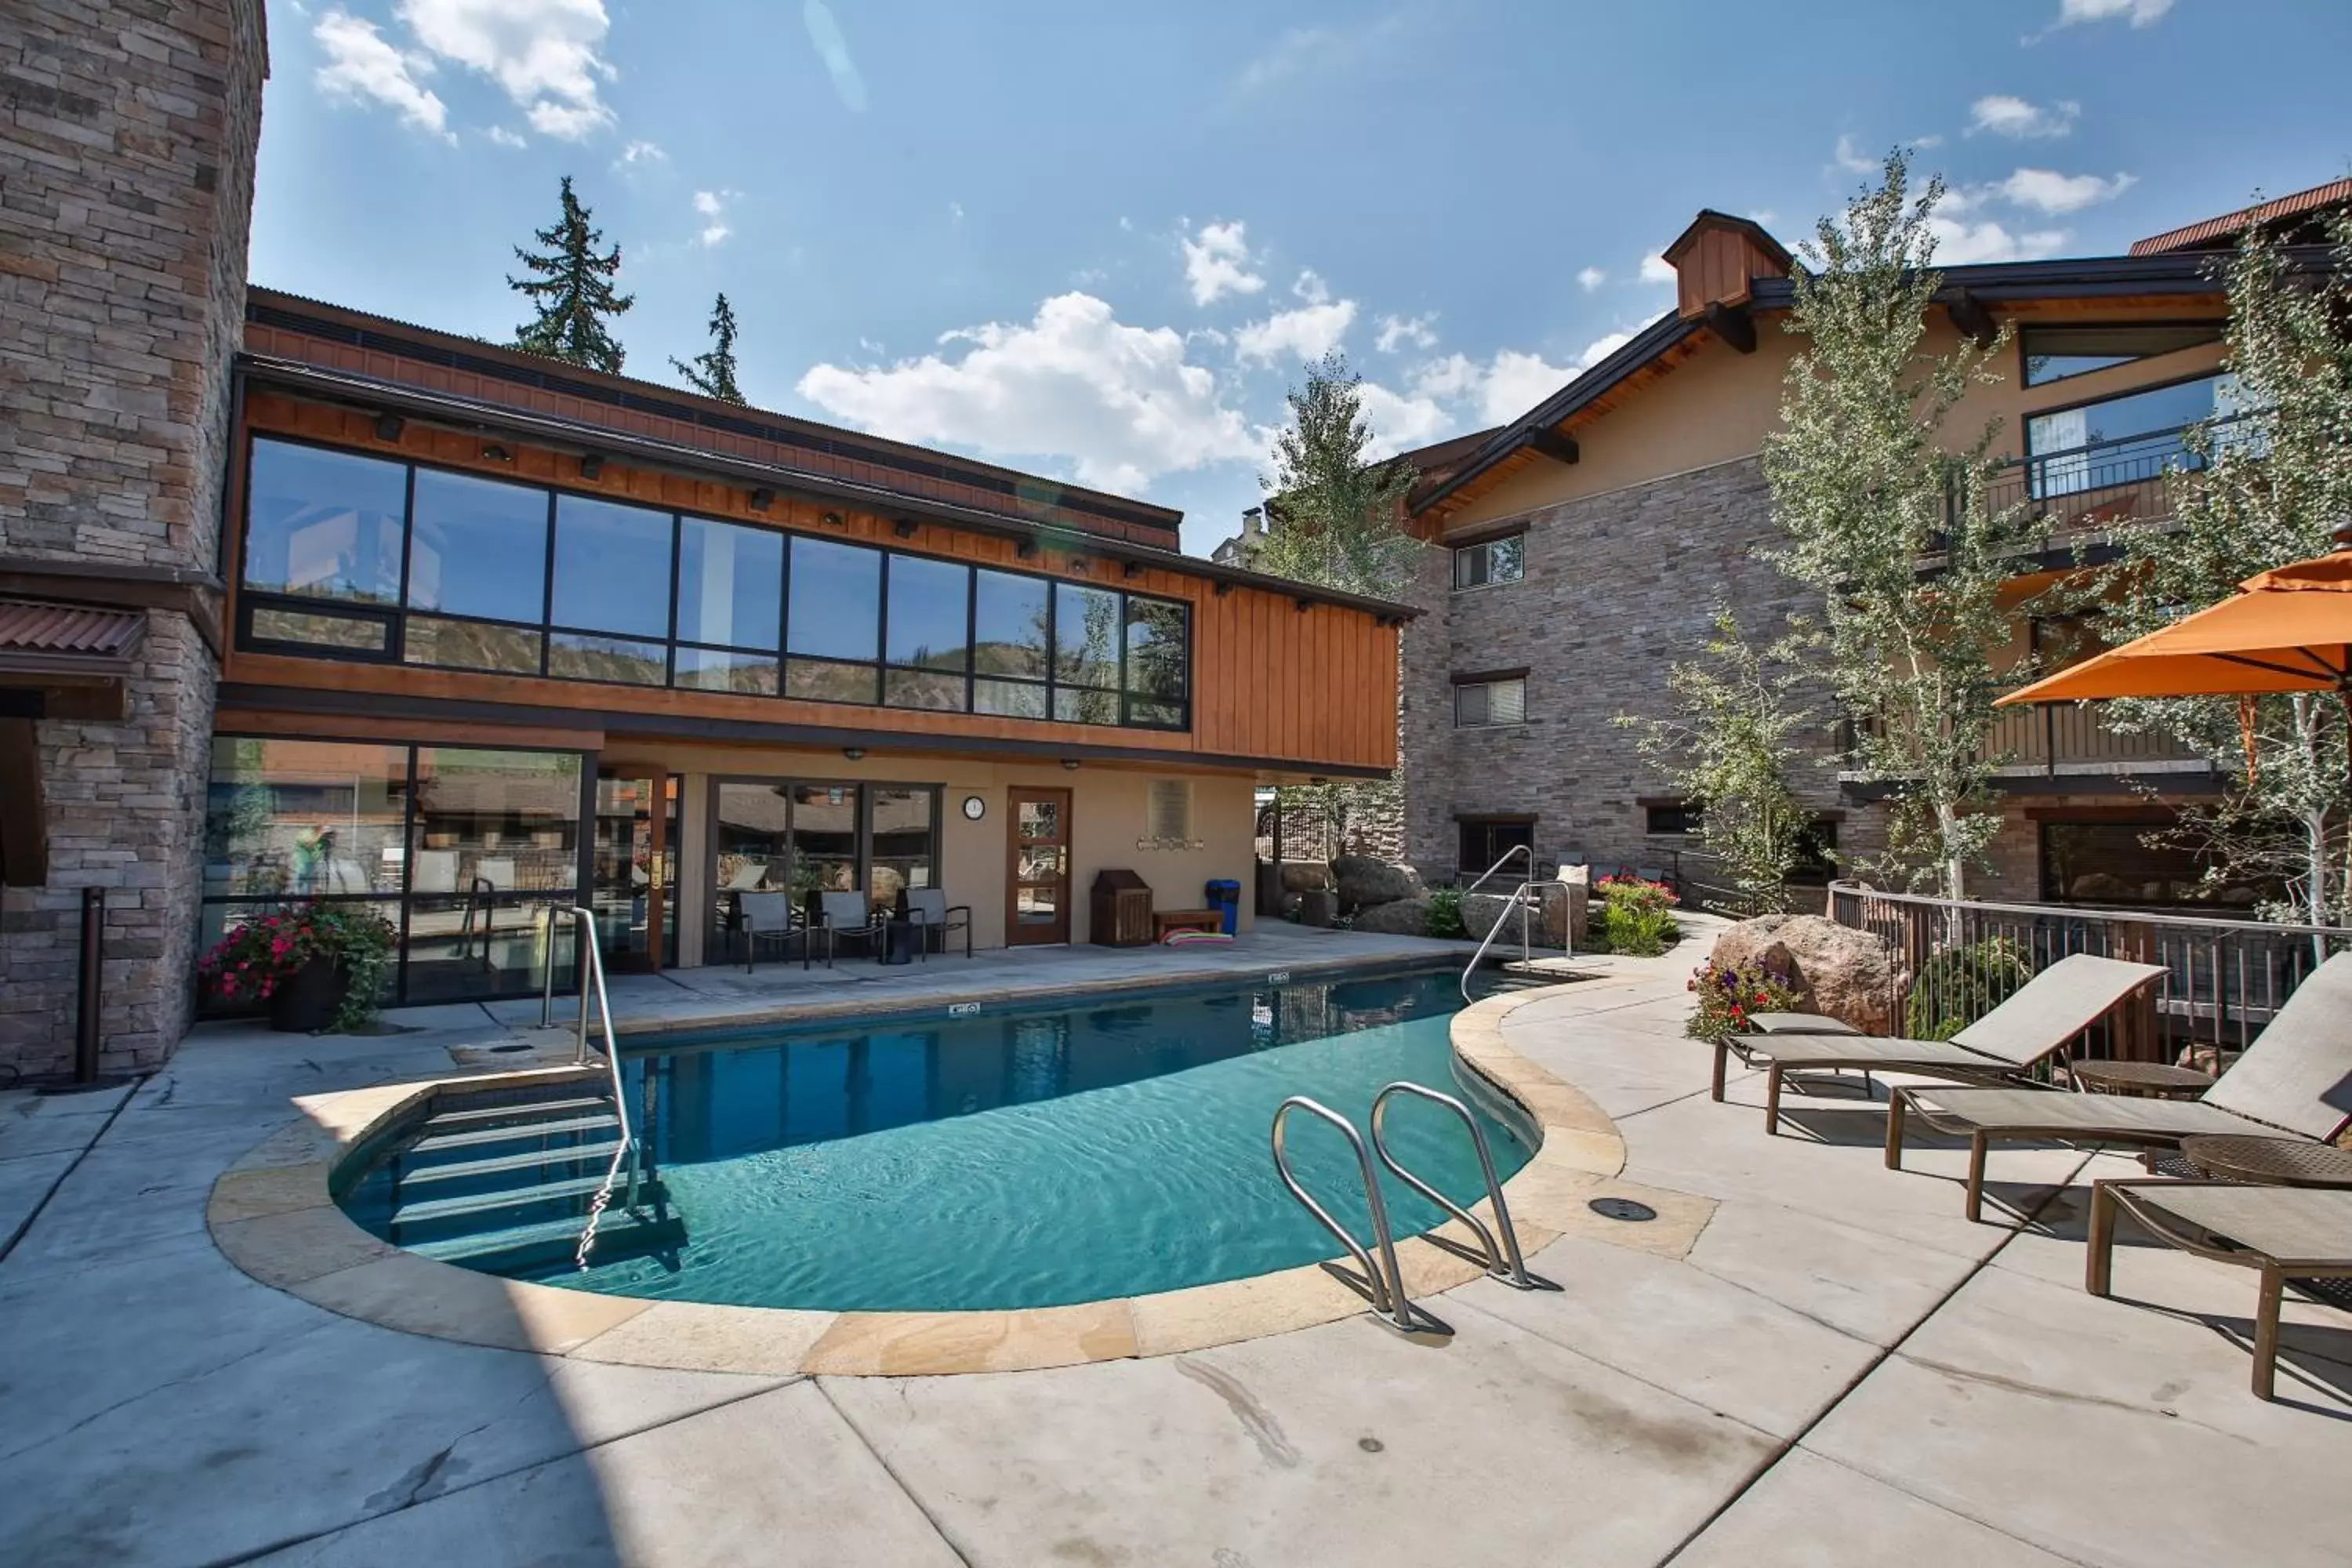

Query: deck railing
[1823,881,2350,1061]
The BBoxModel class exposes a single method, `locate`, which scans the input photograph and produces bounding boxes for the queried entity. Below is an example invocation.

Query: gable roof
[2131,177,2352,256]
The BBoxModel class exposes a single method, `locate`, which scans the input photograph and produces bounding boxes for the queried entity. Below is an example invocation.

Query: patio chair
[815,890,882,965]
[738,890,800,973]
[1886,952,2352,1221]
[2087,1179,2352,1399]
[906,887,971,960]
[1719,952,2168,1127]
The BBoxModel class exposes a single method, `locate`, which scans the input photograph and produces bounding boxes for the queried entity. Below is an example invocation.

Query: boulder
[1350,897,1433,936]
[1330,856,1425,911]
[1455,883,1586,949]
[1279,862,1331,893]
[1710,914,1905,1036]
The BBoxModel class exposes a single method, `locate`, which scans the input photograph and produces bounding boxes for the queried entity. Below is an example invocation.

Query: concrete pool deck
[1,925,2347,1565]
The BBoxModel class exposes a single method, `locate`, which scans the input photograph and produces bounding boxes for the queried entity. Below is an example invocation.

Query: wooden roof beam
[1948,289,2000,349]
[1704,301,1758,354]
[1525,427,1580,467]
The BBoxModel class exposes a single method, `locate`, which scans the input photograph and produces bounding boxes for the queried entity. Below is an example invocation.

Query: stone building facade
[0,0,267,1077]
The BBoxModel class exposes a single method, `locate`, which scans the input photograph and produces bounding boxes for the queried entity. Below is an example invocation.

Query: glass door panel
[1007,788,1072,945]
[593,771,676,971]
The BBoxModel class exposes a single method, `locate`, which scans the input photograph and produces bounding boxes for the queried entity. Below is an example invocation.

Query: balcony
[1838,698,2214,798]
[1922,412,2262,575]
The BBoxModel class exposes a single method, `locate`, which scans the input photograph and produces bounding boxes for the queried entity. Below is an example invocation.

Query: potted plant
[198,902,397,1033]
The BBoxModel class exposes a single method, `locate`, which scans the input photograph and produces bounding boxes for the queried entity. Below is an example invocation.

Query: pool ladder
[1270,1082,1555,1336]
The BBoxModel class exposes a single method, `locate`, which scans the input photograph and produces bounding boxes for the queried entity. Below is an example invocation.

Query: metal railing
[1824,881,2351,1058]
[1840,693,2209,782]
[1456,845,1580,1002]
[1944,413,2263,544]
[1370,1083,1551,1291]
[1271,1096,1445,1334]
[538,906,642,1265]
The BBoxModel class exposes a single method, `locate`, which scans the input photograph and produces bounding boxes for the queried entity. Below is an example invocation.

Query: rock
[1455,883,1586,949]
[1279,862,1330,893]
[1350,897,1432,936]
[1710,914,1906,1036]
[1297,889,1338,928]
[1330,856,1425,911]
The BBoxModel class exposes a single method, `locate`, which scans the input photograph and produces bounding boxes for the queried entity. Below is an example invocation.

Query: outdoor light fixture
[579,452,604,479]
[1069,557,1091,575]
[1061,759,1080,771]
[1308,776,1328,786]
[893,517,918,538]
[821,510,844,526]
[481,442,511,462]
[750,488,775,510]
[374,413,404,441]
[843,747,866,761]
[1122,561,1142,579]
[1294,597,1315,612]
[1213,581,1233,597]
[1016,539,1038,559]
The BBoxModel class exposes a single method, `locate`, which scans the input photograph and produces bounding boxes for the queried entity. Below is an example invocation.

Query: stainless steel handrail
[1271,1096,1440,1334]
[1461,879,1548,1003]
[1460,844,1534,899]
[539,906,642,1266]
[1370,1082,1551,1291]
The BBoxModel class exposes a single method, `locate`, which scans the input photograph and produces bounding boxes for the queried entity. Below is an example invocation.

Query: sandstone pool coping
[205,982,1718,1376]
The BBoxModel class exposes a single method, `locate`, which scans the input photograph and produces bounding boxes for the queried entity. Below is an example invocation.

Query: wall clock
[962,794,987,821]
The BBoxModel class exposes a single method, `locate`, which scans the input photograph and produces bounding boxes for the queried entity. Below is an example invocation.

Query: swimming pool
[343,965,1535,1312]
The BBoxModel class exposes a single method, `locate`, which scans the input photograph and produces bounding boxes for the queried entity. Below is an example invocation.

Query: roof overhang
[238,356,1423,625]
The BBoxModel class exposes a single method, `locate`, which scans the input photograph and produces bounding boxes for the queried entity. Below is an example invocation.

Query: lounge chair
[815,890,881,964]
[1886,952,2352,1221]
[2088,1179,2352,1399]
[737,890,800,972]
[906,887,971,959]
[1719,952,2168,1127]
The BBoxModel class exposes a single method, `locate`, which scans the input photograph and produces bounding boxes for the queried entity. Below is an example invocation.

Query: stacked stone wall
[0,0,264,1076]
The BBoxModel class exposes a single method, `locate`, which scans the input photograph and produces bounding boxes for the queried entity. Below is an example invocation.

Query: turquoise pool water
[459,967,1530,1311]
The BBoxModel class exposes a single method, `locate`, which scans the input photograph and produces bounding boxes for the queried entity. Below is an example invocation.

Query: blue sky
[254,0,2351,554]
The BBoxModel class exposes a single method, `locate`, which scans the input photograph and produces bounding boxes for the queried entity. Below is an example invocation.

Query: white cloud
[1968,94,2079,138]
[2047,0,2172,29]
[802,0,868,112]
[486,125,527,147]
[692,189,733,247]
[1834,133,1880,174]
[1998,167,2136,212]
[1234,299,1359,368]
[1292,269,1331,305]
[949,201,966,224]
[617,138,665,164]
[1926,216,2069,264]
[1572,331,1635,372]
[1406,347,1580,426]
[1577,266,1606,292]
[1374,313,1439,354]
[1232,11,1413,99]
[1639,253,1677,285]
[1912,133,1945,149]
[796,292,1260,493]
[314,10,452,141]
[1181,220,1265,307]
[395,0,615,140]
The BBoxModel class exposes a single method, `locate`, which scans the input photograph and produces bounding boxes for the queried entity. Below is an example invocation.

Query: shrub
[1685,960,1806,1043]
[1424,887,1467,940]
[1904,936,2035,1041]
[1594,875,1680,956]
[198,901,397,1032]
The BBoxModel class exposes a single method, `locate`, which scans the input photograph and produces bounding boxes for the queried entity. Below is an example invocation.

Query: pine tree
[672,292,746,403]
[509,176,633,373]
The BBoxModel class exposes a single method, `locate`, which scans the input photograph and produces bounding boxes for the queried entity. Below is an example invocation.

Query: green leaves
[673,292,746,404]
[510,175,633,374]
[1255,351,1422,599]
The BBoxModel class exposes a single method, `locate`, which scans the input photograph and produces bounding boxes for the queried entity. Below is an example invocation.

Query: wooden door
[1007,788,1073,946]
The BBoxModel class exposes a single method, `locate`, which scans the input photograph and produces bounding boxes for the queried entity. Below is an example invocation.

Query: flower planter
[269,955,348,1033]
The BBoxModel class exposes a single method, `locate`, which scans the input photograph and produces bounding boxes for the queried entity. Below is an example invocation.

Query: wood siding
[226,393,1399,775]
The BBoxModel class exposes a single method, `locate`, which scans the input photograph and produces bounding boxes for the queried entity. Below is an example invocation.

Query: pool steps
[406,1109,621,1155]
[397,1139,627,1187]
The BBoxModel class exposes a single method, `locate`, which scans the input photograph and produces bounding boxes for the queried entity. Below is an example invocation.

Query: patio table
[2071,1059,2214,1099]
[2180,1134,2352,1189]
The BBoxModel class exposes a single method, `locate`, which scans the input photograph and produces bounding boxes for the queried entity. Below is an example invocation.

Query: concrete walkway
[0,927,2344,1566]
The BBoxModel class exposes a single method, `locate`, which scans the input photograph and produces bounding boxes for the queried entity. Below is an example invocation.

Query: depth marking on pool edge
[947,1001,982,1016]
[1266,971,1290,984]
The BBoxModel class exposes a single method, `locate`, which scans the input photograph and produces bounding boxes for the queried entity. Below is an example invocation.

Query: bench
[1153,909,1224,939]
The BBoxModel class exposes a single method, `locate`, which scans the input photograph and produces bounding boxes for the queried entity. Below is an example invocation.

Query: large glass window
[1453,535,1525,591]
[2021,324,2221,387]
[242,439,407,605]
[2025,374,2258,498]
[553,496,673,639]
[2039,819,2278,909]
[405,470,548,624]
[199,738,584,1011]
[238,438,1195,731]
[676,516,782,651]
[869,787,937,911]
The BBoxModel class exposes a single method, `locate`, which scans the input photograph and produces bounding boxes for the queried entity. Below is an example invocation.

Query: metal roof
[0,598,147,664]
[2130,178,2352,256]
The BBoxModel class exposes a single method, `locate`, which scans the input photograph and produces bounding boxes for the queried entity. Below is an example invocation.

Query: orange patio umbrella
[1996,532,2352,787]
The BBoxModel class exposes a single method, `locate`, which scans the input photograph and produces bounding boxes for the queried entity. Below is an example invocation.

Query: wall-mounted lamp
[1015,539,1039,560]
[750,488,775,511]
[1212,581,1233,597]
[481,442,512,463]
[1060,758,1080,771]
[821,510,844,527]
[892,517,919,539]
[1294,597,1315,612]
[1069,557,1091,575]
[1120,561,1142,580]
[579,452,604,479]
[374,413,405,442]
[843,746,866,761]
[1308,776,1329,786]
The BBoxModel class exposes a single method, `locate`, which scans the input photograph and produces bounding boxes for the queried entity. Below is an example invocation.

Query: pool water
[524,967,1529,1310]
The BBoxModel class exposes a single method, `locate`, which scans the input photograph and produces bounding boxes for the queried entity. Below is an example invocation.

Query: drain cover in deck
[1588,1197,1657,1223]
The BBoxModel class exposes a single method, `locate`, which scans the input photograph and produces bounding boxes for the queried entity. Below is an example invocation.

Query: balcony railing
[1838,697,2211,789]
[1933,412,2263,557]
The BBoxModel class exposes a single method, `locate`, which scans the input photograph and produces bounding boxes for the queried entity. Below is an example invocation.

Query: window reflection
[407,470,548,623]
[788,538,881,660]
[204,737,409,898]
[242,439,407,604]
[554,495,673,637]
[886,554,971,670]
[869,787,936,913]
[677,516,782,649]
[975,570,1049,678]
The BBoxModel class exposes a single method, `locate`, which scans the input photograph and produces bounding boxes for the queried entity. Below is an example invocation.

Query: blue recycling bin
[1204,878,1242,935]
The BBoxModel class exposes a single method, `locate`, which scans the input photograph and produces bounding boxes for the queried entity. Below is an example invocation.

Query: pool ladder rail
[539,906,647,1268]
[1270,1083,1555,1336]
